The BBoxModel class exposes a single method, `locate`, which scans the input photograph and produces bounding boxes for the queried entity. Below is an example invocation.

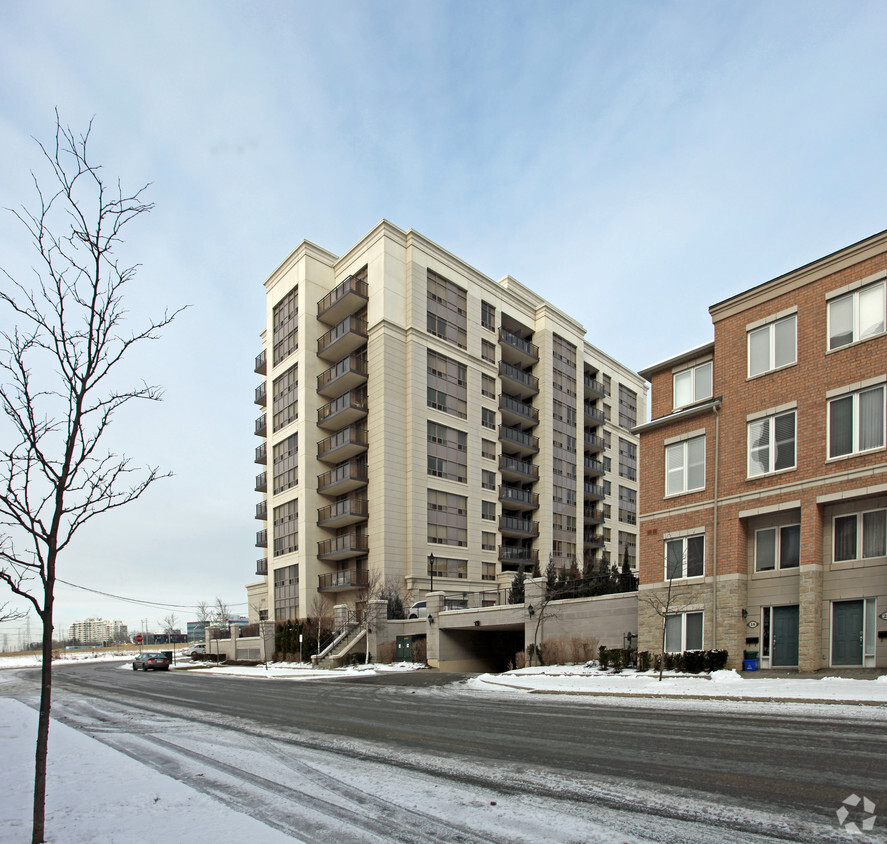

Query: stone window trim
[663,428,707,447]
[824,269,887,301]
[745,305,798,333]
[825,374,887,400]
[662,526,707,541]
[747,313,797,379]
[826,384,885,460]
[827,279,886,352]
[746,400,798,423]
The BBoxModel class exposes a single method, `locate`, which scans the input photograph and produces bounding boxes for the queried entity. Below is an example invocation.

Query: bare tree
[639,559,693,681]
[355,568,382,664]
[0,113,180,843]
[0,601,27,623]
[212,597,231,627]
[195,599,212,624]
[309,593,331,658]
[159,613,178,641]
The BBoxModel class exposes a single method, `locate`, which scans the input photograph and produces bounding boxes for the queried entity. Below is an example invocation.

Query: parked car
[132,652,170,671]
[181,643,206,657]
[407,601,428,619]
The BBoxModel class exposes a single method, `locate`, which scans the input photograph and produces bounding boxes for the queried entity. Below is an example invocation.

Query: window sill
[746,467,796,482]
[826,330,886,355]
[746,361,798,382]
[825,445,886,464]
[830,556,887,570]
[663,487,706,500]
[752,566,799,578]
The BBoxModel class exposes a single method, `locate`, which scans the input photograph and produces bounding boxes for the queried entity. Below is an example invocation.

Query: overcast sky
[1,1,886,642]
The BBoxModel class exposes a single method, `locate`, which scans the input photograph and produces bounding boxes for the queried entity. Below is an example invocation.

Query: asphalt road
[8,663,887,843]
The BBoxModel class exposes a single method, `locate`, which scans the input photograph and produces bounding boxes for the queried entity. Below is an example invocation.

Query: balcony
[584,507,604,525]
[317,424,369,465]
[499,425,539,457]
[584,533,605,549]
[584,403,606,425]
[584,482,606,500]
[255,501,267,521]
[255,442,267,464]
[317,496,369,528]
[255,529,267,548]
[498,545,539,565]
[499,361,539,399]
[584,457,605,477]
[255,350,266,375]
[317,388,368,432]
[499,394,539,428]
[583,375,605,398]
[255,414,267,438]
[317,314,368,362]
[256,558,268,576]
[317,274,369,326]
[317,532,369,561]
[584,432,605,453]
[317,353,368,399]
[498,484,539,511]
[255,472,267,493]
[318,568,369,592]
[499,515,539,538]
[499,454,538,482]
[317,459,368,496]
[499,328,539,367]
[254,382,267,406]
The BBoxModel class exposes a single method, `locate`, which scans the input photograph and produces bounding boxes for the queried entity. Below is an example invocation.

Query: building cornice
[637,341,715,381]
[632,397,721,435]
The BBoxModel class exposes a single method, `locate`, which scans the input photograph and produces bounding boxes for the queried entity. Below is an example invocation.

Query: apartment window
[828,280,885,350]
[602,374,611,396]
[481,407,496,429]
[482,469,496,490]
[618,531,636,568]
[481,532,496,552]
[426,269,467,348]
[272,286,298,365]
[272,499,298,557]
[481,300,496,331]
[427,489,467,547]
[272,364,298,432]
[481,373,496,398]
[665,535,704,579]
[482,561,496,580]
[481,339,496,363]
[618,438,637,481]
[427,422,467,483]
[430,557,467,578]
[674,361,712,409]
[665,611,703,652]
[748,411,796,476]
[828,385,885,458]
[427,350,467,419]
[482,439,496,460]
[755,524,800,571]
[618,486,636,525]
[748,314,796,377]
[665,435,705,495]
[618,385,638,428]
[272,433,298,494]
[481,500,496,521]
[273,563,299,620]
[834,509,886,562]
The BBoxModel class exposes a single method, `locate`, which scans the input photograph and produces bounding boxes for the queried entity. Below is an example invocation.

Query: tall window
[481,500,496,521]
[273,499,298,557]
[272,433,298,494]
[481,373,496,398]
[272,364,298,432]
[665,435,705,495]
[273,563,299,620]
[481,532,496,552]
[828,280,885,349]
[481,407,496,429]
[674,361,712,408]
[427,421,467,483]
[482,439,496,460]
[828,385,885,458]
[481,300,496,331]
[426,270,467,348]
[618,385,637,428]
[481,339,496,363]
[618,531,636,568]
[665,535,704,579]
[755,524,800,571]
[618,486,636,524]
[748,411,796,476]
[834,509,886,561]
[482,469,496,490]
[427,350,467,419]
[748,314,796,377]
[272,286,298,365]
[665,611,703,652]
[427,489,468,546]
[618,438,637,480]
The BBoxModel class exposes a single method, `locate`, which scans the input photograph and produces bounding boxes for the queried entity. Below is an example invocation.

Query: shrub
[598,645,610,670]
[513,650,527,669]
[683,649,704,674]
[377,641,395,663]
[412,637,427,663]
[610,648,623,673]
[705,649,729,671]
[663,652,675,672]
[637,651,651,672]
[653,653,662,672]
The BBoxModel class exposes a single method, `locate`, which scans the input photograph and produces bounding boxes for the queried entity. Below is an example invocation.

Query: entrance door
[832,600,864,666]
[771,605,799,667]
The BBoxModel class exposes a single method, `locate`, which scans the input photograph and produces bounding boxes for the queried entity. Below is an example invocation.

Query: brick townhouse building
[635,230,887,670]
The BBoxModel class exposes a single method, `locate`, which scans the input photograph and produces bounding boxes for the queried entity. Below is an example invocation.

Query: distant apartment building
[68,618,128,644]
[635,230,887,670]
[251,221,645,621]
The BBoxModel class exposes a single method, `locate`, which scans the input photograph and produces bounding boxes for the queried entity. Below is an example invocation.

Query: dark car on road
[132,652,170,671]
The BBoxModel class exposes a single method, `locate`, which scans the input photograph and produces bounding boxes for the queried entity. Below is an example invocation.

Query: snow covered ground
[2,653,886,842]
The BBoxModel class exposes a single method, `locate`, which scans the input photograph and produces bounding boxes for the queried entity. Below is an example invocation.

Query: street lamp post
[428,552,435,593]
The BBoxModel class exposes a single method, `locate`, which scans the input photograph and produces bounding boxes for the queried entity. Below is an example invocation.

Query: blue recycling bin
[742,658,758,671]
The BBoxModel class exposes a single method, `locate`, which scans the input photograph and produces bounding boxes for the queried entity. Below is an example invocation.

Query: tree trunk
[32,580,53,843]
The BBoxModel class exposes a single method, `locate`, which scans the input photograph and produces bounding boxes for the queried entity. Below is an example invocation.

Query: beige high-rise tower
[251,222,645,622]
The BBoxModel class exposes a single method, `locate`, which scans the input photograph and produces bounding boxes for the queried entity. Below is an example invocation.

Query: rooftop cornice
[638,341,715,380]
[632,397,721,435]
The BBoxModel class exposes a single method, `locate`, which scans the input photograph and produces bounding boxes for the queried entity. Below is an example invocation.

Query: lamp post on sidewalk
[428,552,435,593]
